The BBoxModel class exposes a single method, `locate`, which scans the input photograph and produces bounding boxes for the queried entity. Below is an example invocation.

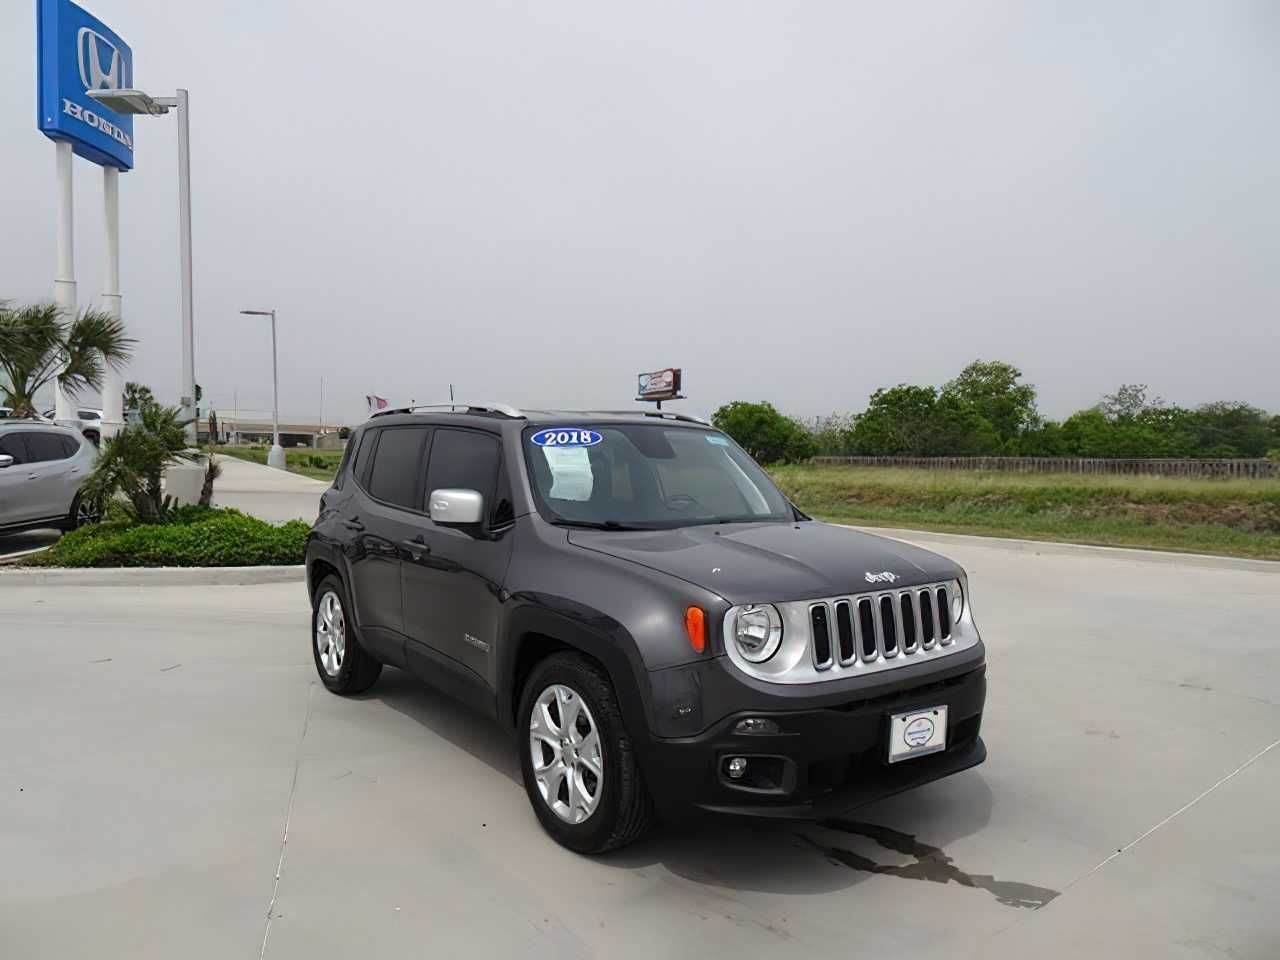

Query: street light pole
[241,308,284,468]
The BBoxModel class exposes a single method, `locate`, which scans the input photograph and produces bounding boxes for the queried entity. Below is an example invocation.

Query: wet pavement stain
[802,819,1060,910]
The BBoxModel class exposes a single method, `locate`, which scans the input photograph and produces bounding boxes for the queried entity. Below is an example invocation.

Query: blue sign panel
[36,0,134,170]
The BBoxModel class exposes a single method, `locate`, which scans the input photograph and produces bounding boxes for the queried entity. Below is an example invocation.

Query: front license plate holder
[888,705,947,763]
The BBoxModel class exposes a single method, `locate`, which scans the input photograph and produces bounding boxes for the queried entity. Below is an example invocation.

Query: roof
[0,419,81,433]
[368,402,709,428]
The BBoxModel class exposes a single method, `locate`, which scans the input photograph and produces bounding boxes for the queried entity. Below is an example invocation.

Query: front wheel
[519,653,654,853]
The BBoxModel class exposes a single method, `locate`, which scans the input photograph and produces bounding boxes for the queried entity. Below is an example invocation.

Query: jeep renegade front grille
[809,583,954,671]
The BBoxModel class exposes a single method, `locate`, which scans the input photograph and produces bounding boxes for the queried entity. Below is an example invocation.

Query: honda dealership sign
[36,0,134,169]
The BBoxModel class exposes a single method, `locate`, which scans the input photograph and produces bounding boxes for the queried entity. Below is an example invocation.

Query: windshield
[522,423,795,529]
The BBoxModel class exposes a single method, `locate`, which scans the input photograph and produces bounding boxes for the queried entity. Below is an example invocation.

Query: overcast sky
[3,1,1277,426]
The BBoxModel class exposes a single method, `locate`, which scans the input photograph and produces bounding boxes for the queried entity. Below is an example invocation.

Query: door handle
[339,518,365,532]
[402,537,431,556]
[27,473,38,481]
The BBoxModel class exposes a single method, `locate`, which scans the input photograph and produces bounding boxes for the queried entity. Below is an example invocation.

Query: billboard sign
[37,0,134,170]
[637,368,683,401]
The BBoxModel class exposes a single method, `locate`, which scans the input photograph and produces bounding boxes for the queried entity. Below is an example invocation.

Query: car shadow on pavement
[363,666,523,784]
[0,528,61,562]
[366,666,1009,900]
[605,775,999,898]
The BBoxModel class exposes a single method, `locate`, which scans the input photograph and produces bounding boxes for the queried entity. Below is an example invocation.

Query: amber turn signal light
[685,606,707,653]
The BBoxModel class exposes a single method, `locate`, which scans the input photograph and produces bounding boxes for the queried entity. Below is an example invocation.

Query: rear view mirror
[429,488,484,526]
[0,454,13,469]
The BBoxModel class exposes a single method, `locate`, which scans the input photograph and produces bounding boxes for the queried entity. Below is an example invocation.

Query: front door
[0,433,37,526]
[402,428,514,693]
[345,425,431,666]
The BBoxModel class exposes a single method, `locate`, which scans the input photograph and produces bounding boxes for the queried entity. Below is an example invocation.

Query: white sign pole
[53,140,77,423]
[100,165,124,439]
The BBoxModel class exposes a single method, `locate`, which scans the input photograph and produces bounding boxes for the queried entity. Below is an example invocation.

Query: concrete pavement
[1,535,1277,958]
[210,453,327,523]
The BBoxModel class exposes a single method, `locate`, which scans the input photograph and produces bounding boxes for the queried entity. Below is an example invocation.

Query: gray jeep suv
[306,403,987,852]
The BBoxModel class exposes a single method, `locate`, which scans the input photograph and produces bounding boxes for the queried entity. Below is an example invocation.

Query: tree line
[711,361,1280,464]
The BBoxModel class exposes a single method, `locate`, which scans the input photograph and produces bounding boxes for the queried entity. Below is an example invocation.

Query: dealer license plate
[888,705,948,763]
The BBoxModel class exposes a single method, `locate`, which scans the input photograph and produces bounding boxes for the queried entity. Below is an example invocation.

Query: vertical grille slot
[857,598,877,660]
[810,604,833,669]
[834,600,855,664]
[879,596,898,655]
[937,586,952,641]
[899,593,919,651]
[919,589,936,647]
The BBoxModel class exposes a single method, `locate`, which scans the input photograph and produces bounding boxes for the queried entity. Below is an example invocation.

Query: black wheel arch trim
[498,594,656,742]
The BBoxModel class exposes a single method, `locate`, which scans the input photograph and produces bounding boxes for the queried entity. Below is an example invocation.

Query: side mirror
[428,488,484,527]
[0,454,12,469]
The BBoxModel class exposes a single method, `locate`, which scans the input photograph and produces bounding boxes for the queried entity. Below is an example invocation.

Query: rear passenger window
[425,430,501,512]
[60,435,81,458]
[25,432,70,463]
[0,434,27,464]
[367,427,429,509]
[351,430,375,486]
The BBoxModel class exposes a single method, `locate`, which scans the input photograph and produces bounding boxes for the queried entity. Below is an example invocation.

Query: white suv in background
[0,421,99,534]
[40,407,105,445]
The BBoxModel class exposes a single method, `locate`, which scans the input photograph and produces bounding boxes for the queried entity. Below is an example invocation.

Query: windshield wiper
[553,519,648,531]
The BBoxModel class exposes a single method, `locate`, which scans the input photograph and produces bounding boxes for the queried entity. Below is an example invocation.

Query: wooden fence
[808,456,1280,479]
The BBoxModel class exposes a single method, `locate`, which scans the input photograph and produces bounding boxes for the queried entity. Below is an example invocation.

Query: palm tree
[83,402,201,522]
[0,301,134,417]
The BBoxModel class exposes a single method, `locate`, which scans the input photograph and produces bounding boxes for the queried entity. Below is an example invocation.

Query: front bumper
[640,661,987,821]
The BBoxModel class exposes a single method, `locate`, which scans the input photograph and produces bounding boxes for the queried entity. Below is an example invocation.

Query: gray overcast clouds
[3,1,1277,426]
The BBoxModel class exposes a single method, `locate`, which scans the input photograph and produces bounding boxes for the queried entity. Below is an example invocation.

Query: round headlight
[950,582,965,622]
[734,604,783,663]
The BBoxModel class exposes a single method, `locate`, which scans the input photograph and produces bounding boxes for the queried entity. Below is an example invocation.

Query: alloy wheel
[315,590,346,677]
[529,684,604,824]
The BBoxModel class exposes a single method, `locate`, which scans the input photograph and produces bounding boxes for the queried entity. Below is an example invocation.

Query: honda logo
[77,27,126,91]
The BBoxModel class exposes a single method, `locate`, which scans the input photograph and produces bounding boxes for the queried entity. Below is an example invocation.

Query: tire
[63,491,100,531]
[311,574,382,695]
[518,652,655,853]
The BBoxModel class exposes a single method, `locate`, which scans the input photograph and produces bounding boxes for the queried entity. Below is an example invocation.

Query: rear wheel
[311,575,382,694]
[519,653,655,853]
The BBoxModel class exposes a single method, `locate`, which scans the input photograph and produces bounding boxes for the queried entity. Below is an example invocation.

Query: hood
[567,521,960,604]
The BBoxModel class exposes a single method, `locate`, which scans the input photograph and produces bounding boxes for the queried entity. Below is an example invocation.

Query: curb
[0,564,307,587]
[846,525,1280,574]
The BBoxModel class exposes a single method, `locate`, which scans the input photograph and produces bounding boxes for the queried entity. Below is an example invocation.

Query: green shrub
[26,506,309,568]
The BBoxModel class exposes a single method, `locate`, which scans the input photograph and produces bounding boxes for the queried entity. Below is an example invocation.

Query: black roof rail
[574,409,711,426]
[369,401,525,420]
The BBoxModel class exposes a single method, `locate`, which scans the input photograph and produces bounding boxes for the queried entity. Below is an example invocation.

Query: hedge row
[26,506,309,568]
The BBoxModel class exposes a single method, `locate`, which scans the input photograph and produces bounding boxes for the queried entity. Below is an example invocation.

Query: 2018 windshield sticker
[531,428,603,447]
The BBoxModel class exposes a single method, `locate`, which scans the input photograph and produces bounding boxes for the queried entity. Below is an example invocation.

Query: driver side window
[0,434,28,464]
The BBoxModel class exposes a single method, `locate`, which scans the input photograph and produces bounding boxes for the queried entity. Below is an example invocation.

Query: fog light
[734,718,780,736]
[726,756,748,779]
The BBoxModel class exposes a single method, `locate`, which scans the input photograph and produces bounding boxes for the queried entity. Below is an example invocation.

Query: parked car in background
[40,407,105,445]
[0,421,99,534]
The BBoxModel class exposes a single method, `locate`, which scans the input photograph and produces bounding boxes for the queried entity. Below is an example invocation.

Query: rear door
[402,428,514,691]
[345,425,431,665]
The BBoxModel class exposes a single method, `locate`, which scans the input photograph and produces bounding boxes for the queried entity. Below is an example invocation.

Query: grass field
[209,445,343,481]
[769,465,1280,560]
[205,449,1280,559]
